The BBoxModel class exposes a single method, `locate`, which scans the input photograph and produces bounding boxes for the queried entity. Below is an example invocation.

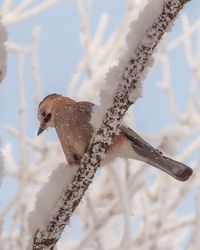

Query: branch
[2,0,61,24]
[0,16,7,83]
[0,15,7,247]
[32,0,191,249]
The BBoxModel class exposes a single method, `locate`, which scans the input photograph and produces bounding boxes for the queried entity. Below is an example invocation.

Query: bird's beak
[37,123,46,136]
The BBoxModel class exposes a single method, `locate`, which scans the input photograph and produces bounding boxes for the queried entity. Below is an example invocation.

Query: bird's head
[37,93,61,135]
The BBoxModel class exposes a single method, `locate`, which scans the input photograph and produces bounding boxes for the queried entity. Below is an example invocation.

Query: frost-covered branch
[0,17,7,82]
[32,0,191,249]
[0,14,7,248]
[2,0,61,24]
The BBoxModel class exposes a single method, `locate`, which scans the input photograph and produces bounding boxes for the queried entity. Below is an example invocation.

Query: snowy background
[0,0,200,249]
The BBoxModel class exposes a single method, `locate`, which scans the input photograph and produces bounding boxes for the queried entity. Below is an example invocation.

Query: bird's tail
[121,126,193,182]
[145,154,193,182]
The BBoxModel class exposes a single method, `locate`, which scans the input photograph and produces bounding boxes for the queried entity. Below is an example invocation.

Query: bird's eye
[41,111,46,117]
[44,113,51,123]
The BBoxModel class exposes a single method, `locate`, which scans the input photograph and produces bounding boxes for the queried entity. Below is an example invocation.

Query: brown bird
[37,93,193,182]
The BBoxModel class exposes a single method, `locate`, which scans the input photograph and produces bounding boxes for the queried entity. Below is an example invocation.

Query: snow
[0,16,7,83]
[28,163,78,244]
[91,0,182,129]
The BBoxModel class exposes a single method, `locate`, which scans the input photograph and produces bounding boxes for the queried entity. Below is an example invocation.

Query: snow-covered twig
[30,27,42,106]
[2,0,61,24]
[0,17,7,83]
[0,15,7,244]
[31,1,191,249]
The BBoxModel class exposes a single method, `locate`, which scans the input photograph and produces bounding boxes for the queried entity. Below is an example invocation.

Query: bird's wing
[54,104,77,165]
[54,102,94,165]
[120,125,193,181]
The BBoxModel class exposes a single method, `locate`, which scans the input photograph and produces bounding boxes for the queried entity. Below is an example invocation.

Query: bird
[37,93,193,182]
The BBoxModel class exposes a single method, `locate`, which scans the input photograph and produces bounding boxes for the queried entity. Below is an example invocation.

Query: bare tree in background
[0,0,200,249]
